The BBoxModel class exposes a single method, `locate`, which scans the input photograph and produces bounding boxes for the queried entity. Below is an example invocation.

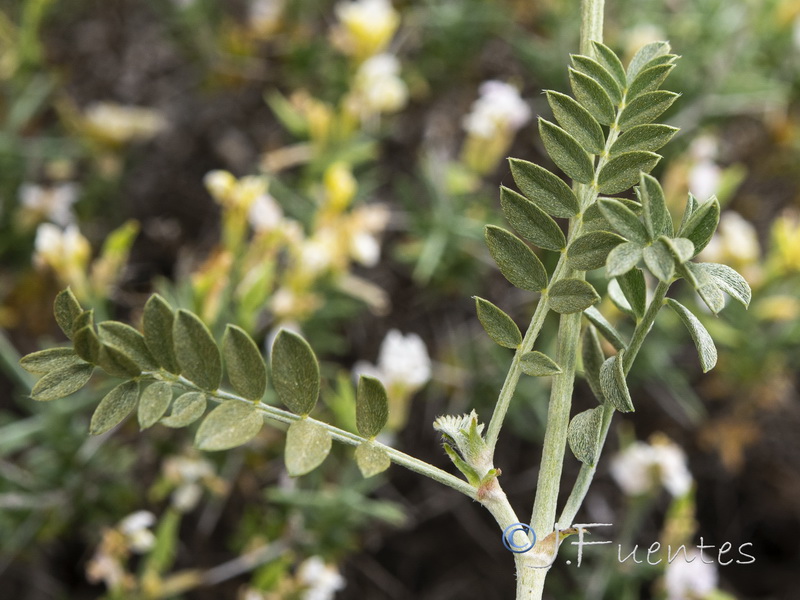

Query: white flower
[297,556,346,600]
[298,231,338,275]
[349,231,380,266]
[118,510,156,553]
[33,223,91,271]
[688,160,721,201]
[248,193,283,232]
[19,182,79,226]
[689,135,718,162]
[664,551,718,600]
[687,135,720,201]
[172,483,203,512]
[351,53,408,115]
[354,329,432,391]
[699,211,760,266]
[462,81,531,139]
[84,102,166,145]
[163,455,216,512]
[610,438,692,497]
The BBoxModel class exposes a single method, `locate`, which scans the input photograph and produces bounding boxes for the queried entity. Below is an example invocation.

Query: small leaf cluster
[21,289,393,479]
[472,42,751,472]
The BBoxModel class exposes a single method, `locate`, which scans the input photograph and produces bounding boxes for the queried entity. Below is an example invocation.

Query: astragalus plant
[19,1,750,598]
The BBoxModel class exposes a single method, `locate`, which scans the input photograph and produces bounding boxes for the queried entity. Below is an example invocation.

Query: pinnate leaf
[520,351,562,377]
[500,186,565,252]
[571,54,622,103]
[485,226,548,292]
[539,118,595,184]
[545,90,604,155]
[223,325,267,401]
[138,381,173,430]
[583,306,626,351]
[271,330,320,415]
[143,294,180,374]
[599,198,648,243]
[618,91,679,130]
[643,239,675,282]
[196,401,264,451]
[31,362,94,401]
[609,124,678,156]
[600,353,634,412]
[21,348,84,374]
[98,321,159,371]
[90,380,139,435]
[54,288,82,340]
[665,299,717,372]
[569,68,615,125]
[355,442,391,478]
[475,297,522,349]
[567,231,626,271]
[606,241,643,278]
[568,406,604,465]
[548,279,600,314]
[356,375,389,438]
[597,151,661,195]
[508,158,579,218]
[160,391,206,428]
[591,41,627,88]
[617,268,647,319]
[285,419,332,476]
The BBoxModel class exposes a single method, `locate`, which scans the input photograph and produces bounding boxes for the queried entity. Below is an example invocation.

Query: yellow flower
[324,162,358,211]
[331,0,400,60]
[769,210,800,274]
[204,170,268,211]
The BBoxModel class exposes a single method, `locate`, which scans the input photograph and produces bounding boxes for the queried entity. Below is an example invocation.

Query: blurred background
[0,0,798,598]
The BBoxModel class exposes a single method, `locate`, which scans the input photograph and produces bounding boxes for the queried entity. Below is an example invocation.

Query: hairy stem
[519,2,606,598]
[557,279,671,528]
[485,253,568,458]
[580,0,605,56]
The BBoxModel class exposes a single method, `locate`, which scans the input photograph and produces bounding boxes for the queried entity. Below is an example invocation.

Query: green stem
[485,253,568,458]
[151,373,478,499]
[518,3,606,597]
[530,288,581,535]
[556,279,671,529]
[580,0,605,56]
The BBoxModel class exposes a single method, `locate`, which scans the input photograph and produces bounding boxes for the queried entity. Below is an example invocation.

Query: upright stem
[520,2,606,597]
[557,279,671,529]
[580,0,605,57]
[485,254,568,458]
[529,281,581,536]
